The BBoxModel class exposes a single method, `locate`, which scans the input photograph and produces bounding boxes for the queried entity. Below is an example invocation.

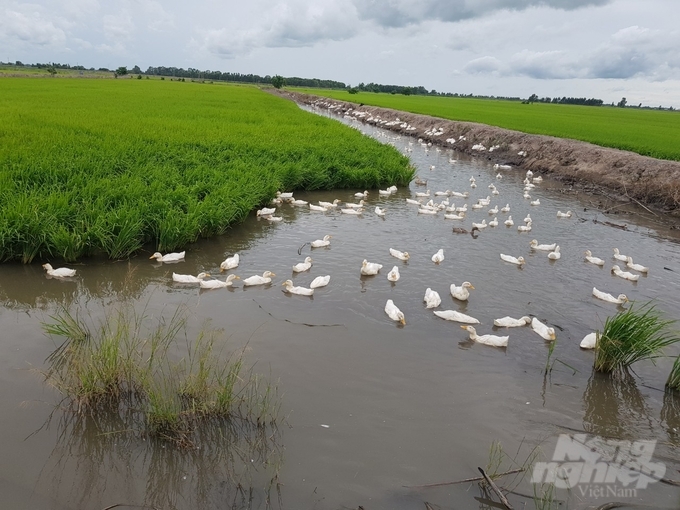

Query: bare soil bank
[275,90,680,218]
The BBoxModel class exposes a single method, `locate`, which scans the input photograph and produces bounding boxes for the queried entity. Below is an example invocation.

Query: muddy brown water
[1,111,680,509]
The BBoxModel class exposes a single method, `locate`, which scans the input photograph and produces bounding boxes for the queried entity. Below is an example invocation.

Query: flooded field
[1,111,680,509]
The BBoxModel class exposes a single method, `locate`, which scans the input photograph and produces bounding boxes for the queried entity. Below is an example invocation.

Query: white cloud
[464,26,680,81]
[0,6,67,47]
[203,0,360,59]
[353,0,611,28]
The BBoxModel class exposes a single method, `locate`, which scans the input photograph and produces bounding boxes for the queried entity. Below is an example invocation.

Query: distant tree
[347,87,358,95]
[617,97,627,108]
[402,87,411,96]
[131,65,142,74]
[114,66,128,78]
[271,75,285,89]
[46,66,57,77]
[137,74,142,79]
[15,60,23,66]
[527,93,539,104]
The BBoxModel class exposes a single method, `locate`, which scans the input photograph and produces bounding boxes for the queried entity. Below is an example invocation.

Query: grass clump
[667,356,680,391]
[594,303,680,374]
[43,304,279,446]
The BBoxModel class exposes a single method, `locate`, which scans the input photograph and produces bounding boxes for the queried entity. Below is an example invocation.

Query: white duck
[354,190,369,199]
[309,275,331,288]
[613,248,629,261]
[500,254,525,266]
[450,281,475,301]
[310,235,332,248]
[200,274,239,289]
[488,205,499,215]
[451,191,469,198]
[455,204,468,213]
[375,206,386,217]
[220,253,239,272]
[265,216,283,222]
[626,257,649,273]
[291,199,308,206]
[340,208,363,215]
[592,287,628,304]
[149,251,185,263]
[548,246,561,260]
[611,265,639,281]
[406,198,422,205]
[445,213,466,220]
[431,249,445,264]
[531,317,556,341]
[580,332,598,349]
[173,272,210,283]
[418,208,438,215]
[42,263,77,277]
[344,200,365,209]
[361,259,383,275]
[460,325,508,347]
[423,288,441,309]
[379,188,392,196]
[309,203,329,212]
[389,248,409,261]
[504,216,514,226]
[385,299,406,325]
[523,214,532,224]
[415,190,431,198]
[494,316,531,328]
[518,223,532,232]
[434,310,480,324]
[242,271,275,286]
[293,257,313,272]
[557,210,572,218]
[471,220,487,229]
[387,266,400,282]
[257,207,276,216]
[584,250,605,266]
[489,217,499,227]
[276,191,293,199]
[319,199,341,208]
[501,204,510,213]
[530,240,556,251]
[282,279,314,296]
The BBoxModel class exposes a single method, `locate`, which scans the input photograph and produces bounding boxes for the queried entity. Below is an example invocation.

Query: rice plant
[0,79,414,263]
[594,303,680,374]
[42,303,279,446]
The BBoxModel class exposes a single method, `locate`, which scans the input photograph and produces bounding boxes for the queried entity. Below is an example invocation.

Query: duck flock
[42,150,652,353]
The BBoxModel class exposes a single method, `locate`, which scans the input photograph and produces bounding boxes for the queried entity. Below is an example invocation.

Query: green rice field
[0,79,413,263]
[296,88,680,161]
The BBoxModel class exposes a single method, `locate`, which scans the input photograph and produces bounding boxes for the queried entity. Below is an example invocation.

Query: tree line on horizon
[2,61,676,110]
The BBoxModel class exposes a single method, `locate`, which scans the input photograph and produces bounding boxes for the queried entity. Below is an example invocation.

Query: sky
[2,0,680,108]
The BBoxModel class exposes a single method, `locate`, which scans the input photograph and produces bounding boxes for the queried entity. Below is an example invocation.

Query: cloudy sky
[2,0,679,107]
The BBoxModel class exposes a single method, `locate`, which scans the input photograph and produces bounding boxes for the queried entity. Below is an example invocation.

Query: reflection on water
[583,370,655,439]
[36,405,282,509]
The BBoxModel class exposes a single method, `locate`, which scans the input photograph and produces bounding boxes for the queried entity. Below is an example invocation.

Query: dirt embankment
[275,90,680,218]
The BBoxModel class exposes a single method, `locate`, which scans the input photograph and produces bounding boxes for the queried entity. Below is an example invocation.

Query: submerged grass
[594,303,680,374]
[296,88,680,161]
[0,79,414,263]
[43,304,279,446]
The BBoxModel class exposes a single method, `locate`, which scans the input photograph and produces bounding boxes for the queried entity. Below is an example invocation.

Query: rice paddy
[0,79,413,263]
[295,88,680,161]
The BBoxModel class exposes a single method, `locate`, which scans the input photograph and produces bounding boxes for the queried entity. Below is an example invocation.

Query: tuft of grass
[594,303,680,374]
[667,356,680,391]
[42,304,279,446]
